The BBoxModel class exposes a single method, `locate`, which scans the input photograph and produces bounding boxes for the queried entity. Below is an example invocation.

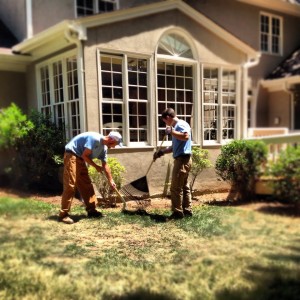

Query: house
[0,0,300,194]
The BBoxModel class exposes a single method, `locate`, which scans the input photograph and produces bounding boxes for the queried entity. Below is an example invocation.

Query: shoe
[183,210,193,217]
[166,211,184,221]
[87,210,103,218]
[59,215,74,224]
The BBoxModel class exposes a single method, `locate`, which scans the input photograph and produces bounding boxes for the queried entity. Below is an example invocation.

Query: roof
[0,19,18,48]
[13,0,259,61]
[267,47,300,79]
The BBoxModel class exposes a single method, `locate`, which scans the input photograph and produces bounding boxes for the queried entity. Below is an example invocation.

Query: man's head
[107,131,123,148]
[161,107,176,126]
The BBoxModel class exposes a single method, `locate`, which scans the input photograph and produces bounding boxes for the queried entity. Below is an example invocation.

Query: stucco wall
[0,71,27,111]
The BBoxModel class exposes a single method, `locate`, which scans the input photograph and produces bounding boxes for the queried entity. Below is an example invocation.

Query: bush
[215,140,267,201]
[0,103,33,149]
[14,110,66,192]
[190,147,212,196]
[88,157,125,206]
[270,146,300,203]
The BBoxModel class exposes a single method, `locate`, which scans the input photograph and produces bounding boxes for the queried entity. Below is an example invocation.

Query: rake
[119,135,167,211]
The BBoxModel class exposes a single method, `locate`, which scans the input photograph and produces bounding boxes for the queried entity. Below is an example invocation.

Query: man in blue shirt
[59,131,123,224]
[154,108,192,219]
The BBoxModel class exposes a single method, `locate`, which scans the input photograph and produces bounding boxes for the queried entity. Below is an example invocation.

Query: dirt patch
[1,187,299,217]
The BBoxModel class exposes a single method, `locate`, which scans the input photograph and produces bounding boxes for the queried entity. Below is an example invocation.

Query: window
[76,0,118,17]
[203,67,237,143]
[260,12,282,55]
[38,53,80,139]
[157,62,193,140]
[100,53,149,145]
[156,33,194,141]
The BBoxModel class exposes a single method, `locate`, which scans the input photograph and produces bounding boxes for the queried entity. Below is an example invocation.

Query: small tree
[0,103,33,149]
[190,147,212,197]
[215,140,267,201]
[15,110,66,191]
[88,157,125,206]
[270,146,300,206]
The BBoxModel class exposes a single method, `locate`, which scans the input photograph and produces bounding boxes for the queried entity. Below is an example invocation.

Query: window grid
[260,13,282,55]
[100,55,124,138]
[76,0,118,17]
[128,58,148,142]
[203,68,218,142]
[222,70,236,140]
[40,66,51,116]
[157,62,193,140]
[203,67,237,143]
[67,57,80,137]
[38,55,80,139]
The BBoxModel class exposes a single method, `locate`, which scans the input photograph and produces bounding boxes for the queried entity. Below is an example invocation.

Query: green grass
[0,196,299,300]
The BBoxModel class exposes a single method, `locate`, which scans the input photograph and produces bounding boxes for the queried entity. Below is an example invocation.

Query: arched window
[157,33,193,58]
[156,33,195,140]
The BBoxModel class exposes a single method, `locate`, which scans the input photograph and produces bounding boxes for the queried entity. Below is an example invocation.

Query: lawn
[0,194,299,300]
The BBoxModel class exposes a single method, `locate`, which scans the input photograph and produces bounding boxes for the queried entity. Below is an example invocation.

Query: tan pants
[170,155,192,214]
[59,152,97,217]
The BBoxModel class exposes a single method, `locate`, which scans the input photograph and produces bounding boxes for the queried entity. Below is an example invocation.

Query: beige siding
[0,71,27,111]
[268,91,291,127]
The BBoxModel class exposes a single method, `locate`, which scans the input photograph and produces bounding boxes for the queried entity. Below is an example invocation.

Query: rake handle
[145,135,167,176]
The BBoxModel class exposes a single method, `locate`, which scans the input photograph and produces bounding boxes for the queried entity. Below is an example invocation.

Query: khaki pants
[59,152,97,217]
[170,155,192,214]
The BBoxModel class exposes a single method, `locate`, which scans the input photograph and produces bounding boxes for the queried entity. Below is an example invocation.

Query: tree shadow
[215,241,300,300]
[47,214,88,223]
[104,288,173,300]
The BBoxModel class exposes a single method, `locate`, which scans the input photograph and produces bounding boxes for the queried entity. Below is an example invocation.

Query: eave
[0,48,32,72]
[261,75,300,91]
[237,0,300,17]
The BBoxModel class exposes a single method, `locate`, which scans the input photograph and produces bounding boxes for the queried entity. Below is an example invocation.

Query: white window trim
[97,49,153,147]
[35,50,84,140]
[201,63,240,146]
[75,0,120,18]
[259,11,283,56]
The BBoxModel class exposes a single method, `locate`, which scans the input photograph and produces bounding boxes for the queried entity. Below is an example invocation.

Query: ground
[1,187,299,216]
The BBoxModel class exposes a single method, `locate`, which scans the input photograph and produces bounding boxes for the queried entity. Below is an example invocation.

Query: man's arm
[81,148,103,173]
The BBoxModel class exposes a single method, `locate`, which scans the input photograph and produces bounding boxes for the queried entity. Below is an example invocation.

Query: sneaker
[166,211,184,221]
[87,210,103,218]
[59,215,74,224]
[183,210,193,217]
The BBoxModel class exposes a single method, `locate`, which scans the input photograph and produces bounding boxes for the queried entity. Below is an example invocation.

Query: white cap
[108,131,123,147]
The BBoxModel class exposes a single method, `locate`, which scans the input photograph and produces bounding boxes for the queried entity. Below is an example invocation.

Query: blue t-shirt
[65,132,107,162]
[172,120,192,158]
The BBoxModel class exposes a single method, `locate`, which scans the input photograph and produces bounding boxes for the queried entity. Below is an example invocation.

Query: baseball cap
[108,131,123,147]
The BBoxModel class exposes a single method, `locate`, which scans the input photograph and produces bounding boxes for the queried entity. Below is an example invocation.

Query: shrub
[14,110,65,192]
[270,146,300,203]
[0,103,33,149]
[190,147,212,196]
[215,140,267,201]
[88,157,125,205]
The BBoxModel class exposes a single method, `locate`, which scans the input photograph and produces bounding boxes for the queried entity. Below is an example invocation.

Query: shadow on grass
[122,209,169,222]
[205,196,300,218]
[216,241,300,300]
[47,214,88,223]
[104,288,173,300]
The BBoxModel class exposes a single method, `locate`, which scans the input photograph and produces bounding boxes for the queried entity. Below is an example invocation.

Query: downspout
[64,23,87,132]
[242,54,260,138]
[26,0,33,38]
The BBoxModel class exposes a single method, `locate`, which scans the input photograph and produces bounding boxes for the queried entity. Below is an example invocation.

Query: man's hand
[165,126,173,135]
[110,180,116,189]
[153,150,164,161]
